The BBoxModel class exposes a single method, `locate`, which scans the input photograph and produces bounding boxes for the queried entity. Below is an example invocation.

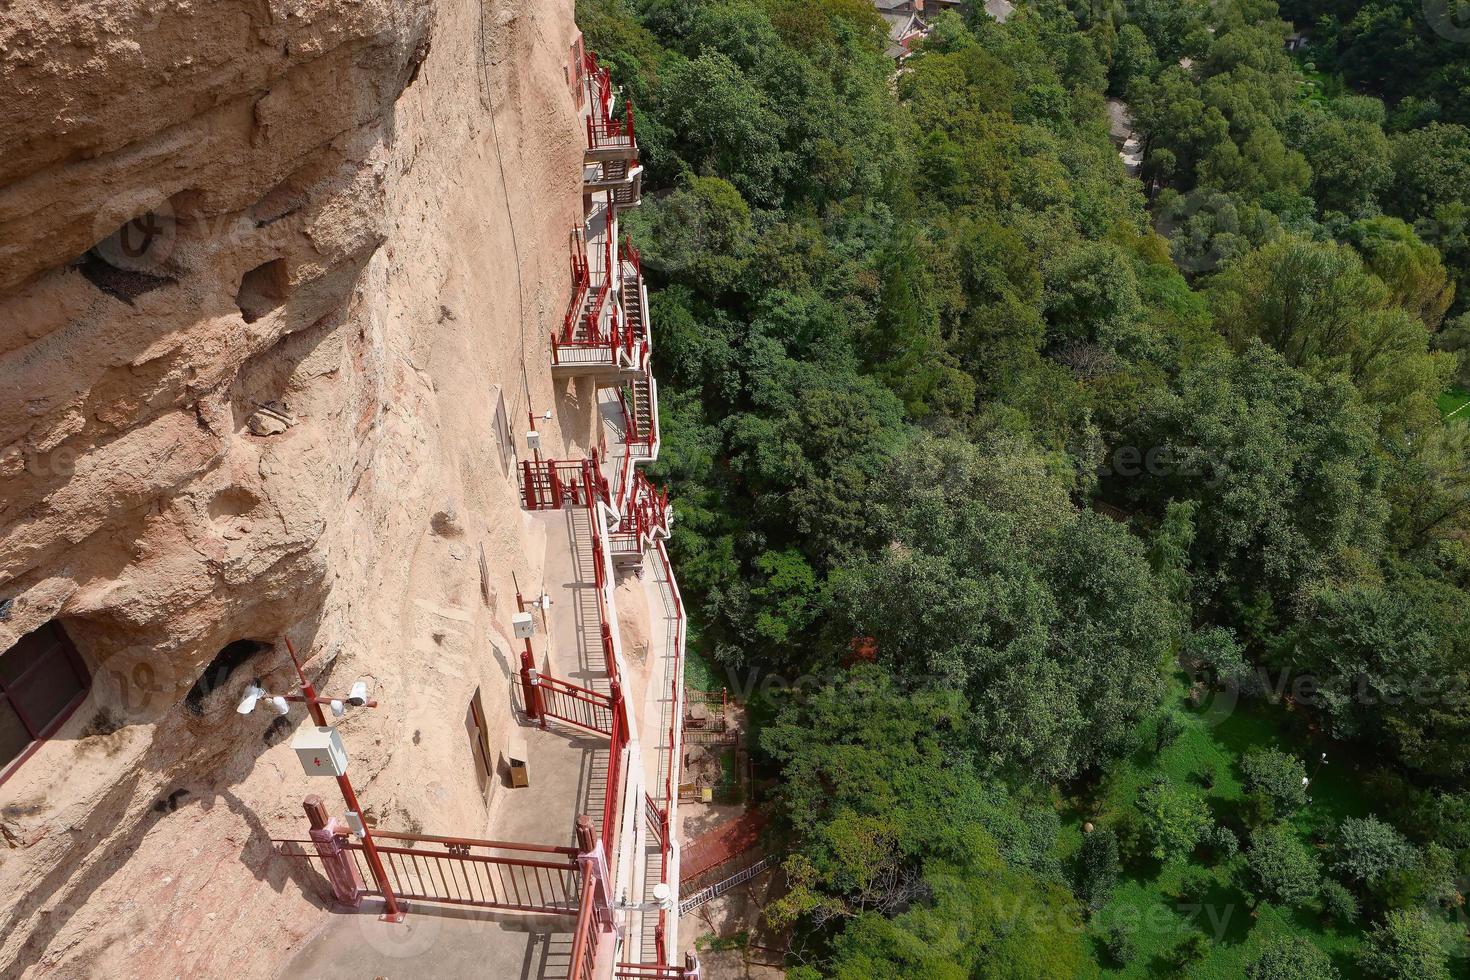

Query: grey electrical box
[291,725,350,777]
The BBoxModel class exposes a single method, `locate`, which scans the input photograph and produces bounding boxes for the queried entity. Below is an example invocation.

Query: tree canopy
[578,0,1470,972]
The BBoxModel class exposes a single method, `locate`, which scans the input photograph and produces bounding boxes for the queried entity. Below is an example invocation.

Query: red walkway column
[304,795,364,909]
[576,815,615,933]
[522,655,544,728]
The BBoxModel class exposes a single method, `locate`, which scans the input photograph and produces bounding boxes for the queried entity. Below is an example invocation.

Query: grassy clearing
[1439,386,1470,423]
[1060,678,1374,978]
[685,646,723,691]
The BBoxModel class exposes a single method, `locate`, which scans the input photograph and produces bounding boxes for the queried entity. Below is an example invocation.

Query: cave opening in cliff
[235,259,291,323]
[0,621,91,781]
[184,639,272,716]
[78,211,176,304]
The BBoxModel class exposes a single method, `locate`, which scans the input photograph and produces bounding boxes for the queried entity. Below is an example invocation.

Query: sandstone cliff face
[0,1,596,975]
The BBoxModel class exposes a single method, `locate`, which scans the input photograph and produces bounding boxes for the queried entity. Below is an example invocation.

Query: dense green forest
[579,0,1470,975]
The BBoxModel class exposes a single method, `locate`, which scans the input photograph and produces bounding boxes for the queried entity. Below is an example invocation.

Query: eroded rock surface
[0,1,597,975]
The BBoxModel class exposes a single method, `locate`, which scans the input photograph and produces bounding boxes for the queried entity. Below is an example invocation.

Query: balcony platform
[582,54,638,165]
[583,160,643,194]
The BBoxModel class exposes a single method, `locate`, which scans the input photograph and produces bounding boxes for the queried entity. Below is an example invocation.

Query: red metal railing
[654,536,686,951]
[585,51,612,124]
[553,309,644,370]
[610,471,669,559]
[662,676,678,835]
[583,238,614,338]
[645,792,666,847]
[621,239,650,349]
[520,446,632,888]
[618,381,655,454]
[521,454,610,511]
[535,50,690,966]
[273,834,581,915]
[588,102,636,151]
[563,235,590,341]
[584,51,636,153]
[588,451,612,508]
[589,536,619,680]
[604,704,627,870]
[551,330,606,370]
[613,446,635,517]
[615,965,698,979]
[644,379,660,453]
[537,674,614,735]
[553,238,645,371]
[576,473,633,882]
[556,237,599,343]
[570,875,600,980]
[521,459,591,510]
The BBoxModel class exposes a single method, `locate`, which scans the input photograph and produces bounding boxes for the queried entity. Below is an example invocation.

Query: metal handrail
[563,236,591,341]
[370,831,578,856]
[570,876,600,980]
[538,674,616,736]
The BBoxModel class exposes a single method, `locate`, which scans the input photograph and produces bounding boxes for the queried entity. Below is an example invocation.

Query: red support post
[515,587,544,726]
[304,795,364,908]
[283,636,404,922]
[601,624,615,678]
[521,650,542,724]
[576,814,616,933]
[521,460,536,509]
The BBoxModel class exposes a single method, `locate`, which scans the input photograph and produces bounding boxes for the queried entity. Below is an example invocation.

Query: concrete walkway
[492,508,613,849]
[282,510,613,978]
[282,903,580,980]
[626,543,684,962]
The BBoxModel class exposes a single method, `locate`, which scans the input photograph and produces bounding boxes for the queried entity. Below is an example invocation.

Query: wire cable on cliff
[476,0,534,422]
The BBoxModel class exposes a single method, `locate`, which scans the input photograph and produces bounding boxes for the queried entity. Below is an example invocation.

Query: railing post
[576,815,615,933]
[521,651,542,724]
[304,795,364,908]
[551,464,563,510]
